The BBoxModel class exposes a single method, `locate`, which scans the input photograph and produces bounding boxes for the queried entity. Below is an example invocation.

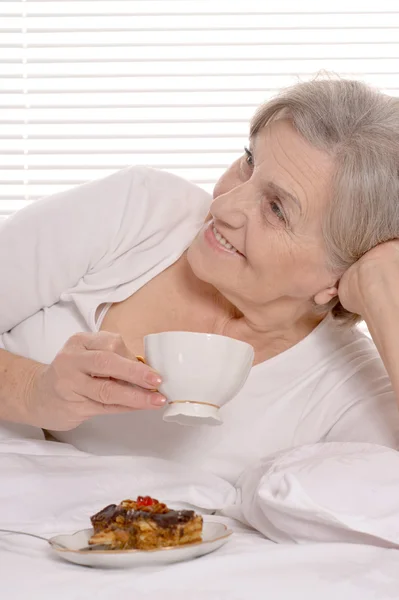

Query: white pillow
[223,442,399,547]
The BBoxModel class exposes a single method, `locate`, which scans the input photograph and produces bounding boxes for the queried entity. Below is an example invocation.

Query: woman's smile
[203,220,244,257]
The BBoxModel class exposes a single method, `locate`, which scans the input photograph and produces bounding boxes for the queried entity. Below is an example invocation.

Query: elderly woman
[1,78,399,483]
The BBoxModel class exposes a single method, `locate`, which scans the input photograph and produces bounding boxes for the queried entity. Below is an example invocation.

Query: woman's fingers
[74,349,161,389]
[34,331,167,430]
[65,331,162,388]
[69,331,134,357]
[81,375,166,410]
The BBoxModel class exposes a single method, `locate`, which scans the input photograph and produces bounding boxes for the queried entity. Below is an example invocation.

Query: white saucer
[49,520,232,568]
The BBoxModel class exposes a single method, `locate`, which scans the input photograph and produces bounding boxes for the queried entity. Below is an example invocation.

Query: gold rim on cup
[136,356,219,409]
[168,400,220,409]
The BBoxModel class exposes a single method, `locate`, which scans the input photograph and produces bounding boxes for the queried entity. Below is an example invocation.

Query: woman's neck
[175,254,325,364]
[220,312,324,364]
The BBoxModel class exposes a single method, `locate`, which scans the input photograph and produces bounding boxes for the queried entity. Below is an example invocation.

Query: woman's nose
[211,183,254,228]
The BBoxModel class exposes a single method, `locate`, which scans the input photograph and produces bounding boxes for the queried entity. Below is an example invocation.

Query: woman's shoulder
[304,317,382,374]
[123,165,212,222]
[110,164,211,250]
[265,316,385,391]
[88,166,212,272]
[309,320,398,446]
[41,164,211,243]
[309,317,390,396]
[322,318,378,356]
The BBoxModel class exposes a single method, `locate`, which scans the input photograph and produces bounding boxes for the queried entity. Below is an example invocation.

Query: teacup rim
[144,330,254,352]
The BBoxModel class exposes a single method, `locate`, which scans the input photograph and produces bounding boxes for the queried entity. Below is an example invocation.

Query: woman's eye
[244,146,253,167]
[270,200,286,223]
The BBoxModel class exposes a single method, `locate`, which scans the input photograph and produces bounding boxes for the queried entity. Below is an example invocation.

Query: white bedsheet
[1,437,399,600]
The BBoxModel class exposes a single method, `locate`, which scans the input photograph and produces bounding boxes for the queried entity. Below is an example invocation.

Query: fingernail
[151,395,166,407]
[145,372,162,386]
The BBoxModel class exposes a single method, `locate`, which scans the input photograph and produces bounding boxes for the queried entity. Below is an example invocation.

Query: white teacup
[144,331,254,426]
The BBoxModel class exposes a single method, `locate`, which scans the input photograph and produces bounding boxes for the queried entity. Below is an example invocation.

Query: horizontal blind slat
[2,59,398,77]
[1,106,256,121]
[5,60,399,76]
[4,43,399,61]
[0,123,250,137]
[2,89,399,108]
[3,29,399,44]
[3,0,399,15]
[0,152,239,167]
[0,138,246,153]
[2,74,399,93]
[11,13,399,28]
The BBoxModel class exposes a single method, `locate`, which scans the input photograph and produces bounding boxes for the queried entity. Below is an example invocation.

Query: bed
[1,434,399,600]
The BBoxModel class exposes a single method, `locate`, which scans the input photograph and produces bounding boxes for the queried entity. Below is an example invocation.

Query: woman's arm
[0,167,176,427]
[339,241,399,405]
[0,349,42,425]
[358,273,399,403]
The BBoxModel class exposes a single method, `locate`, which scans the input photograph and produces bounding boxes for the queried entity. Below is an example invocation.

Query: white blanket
[2,437,399,600]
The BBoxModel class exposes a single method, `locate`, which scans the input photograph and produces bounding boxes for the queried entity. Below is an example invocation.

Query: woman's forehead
[252,121,334,212]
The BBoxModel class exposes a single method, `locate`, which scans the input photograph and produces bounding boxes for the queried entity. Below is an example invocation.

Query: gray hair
[250,77,399,325]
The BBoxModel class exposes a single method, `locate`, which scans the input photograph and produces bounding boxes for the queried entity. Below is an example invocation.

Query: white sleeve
[0,167,138,332]
[0,166,209,334]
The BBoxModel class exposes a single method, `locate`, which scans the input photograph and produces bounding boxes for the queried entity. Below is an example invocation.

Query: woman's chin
[186,243,213,284]
[186,243,226,289]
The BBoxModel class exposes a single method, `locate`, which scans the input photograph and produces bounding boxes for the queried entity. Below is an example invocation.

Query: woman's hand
[338,241,399,316]
[24,331,166,431]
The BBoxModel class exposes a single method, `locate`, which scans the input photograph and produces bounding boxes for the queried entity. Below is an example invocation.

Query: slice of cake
[89,496,203,550]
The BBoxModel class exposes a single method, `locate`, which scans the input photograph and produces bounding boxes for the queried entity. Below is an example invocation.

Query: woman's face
[187,119,337,319]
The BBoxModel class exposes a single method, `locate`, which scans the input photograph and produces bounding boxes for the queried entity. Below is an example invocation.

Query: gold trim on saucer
[168,400,220,410]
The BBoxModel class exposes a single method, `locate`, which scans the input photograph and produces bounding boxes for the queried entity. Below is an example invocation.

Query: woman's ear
[313,286,338,306]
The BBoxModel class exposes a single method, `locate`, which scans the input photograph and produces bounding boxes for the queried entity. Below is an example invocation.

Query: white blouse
[0,166,397,483]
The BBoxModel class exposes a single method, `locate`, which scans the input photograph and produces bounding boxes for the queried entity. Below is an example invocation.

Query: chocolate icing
[91,504,195,530]
[91,504,117,521]
[129,509,195,528]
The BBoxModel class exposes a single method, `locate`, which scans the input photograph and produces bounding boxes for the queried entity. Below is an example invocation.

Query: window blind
[1,0,399,218]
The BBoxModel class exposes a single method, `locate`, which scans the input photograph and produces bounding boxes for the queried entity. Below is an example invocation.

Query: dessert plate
[49,520,233,568]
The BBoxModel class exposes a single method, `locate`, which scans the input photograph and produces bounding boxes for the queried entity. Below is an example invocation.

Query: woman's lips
[203,221,244,256]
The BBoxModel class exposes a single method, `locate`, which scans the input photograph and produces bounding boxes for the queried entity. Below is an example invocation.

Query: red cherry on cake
[136,495,159,507]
